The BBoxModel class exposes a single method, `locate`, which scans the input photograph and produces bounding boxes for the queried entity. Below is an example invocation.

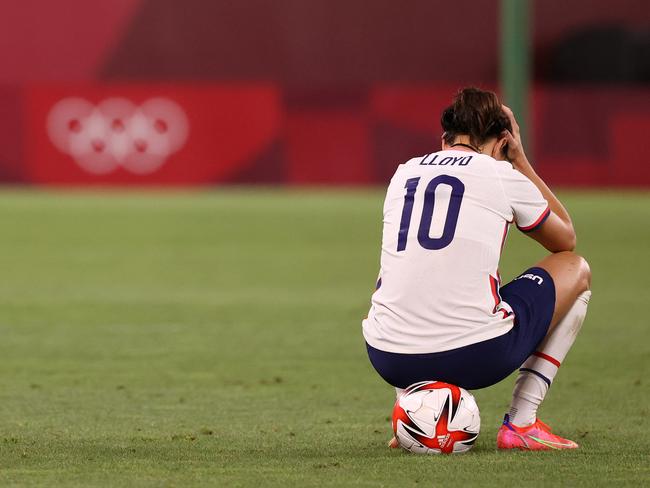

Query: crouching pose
[362,87,591,450]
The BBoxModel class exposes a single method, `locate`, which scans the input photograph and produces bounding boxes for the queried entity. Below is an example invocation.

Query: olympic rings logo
[47,97,190,175]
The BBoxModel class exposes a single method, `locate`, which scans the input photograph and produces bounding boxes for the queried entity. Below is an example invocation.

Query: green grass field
[0,189,648,487]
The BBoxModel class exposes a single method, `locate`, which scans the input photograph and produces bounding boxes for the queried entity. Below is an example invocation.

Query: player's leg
[501,251,591,449]
[388,387,405,447]
[537,251,591,330]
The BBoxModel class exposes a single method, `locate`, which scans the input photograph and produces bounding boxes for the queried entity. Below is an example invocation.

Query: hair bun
[440,87,512,147]
[441,107,457,130]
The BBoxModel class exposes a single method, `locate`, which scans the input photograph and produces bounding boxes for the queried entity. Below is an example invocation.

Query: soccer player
[363,87,591,450]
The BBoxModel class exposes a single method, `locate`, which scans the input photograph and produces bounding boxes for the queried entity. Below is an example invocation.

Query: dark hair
[441,87,511,148]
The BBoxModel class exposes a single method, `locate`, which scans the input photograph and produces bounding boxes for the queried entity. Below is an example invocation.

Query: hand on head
[494,105,527,166]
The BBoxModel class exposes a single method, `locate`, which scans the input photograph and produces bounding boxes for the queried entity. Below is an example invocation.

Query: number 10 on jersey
[397,175,465,251]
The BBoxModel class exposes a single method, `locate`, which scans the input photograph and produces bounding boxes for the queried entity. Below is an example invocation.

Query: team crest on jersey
[515,273,544,285]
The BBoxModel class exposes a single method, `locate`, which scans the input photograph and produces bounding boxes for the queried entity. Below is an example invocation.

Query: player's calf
[506,254,591,430]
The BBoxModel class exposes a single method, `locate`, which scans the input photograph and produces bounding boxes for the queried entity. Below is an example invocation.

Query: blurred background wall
[0,0,648,186]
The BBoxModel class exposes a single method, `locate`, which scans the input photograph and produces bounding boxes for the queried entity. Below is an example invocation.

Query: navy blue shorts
[366,267,556,390]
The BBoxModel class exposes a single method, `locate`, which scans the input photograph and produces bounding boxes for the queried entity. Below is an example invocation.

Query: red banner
[0,83,648,187]
[22,85,282,185]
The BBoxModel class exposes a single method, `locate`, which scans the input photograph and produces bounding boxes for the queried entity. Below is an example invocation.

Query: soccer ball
[392,381,480,454]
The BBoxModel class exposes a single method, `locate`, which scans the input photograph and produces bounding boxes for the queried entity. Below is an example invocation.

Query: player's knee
[581,257,592,290]
[555,251,591,291]
[575,254,591,291]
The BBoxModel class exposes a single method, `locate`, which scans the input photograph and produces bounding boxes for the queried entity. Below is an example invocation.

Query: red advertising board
[22,85,283,185]
[0,83,648,187]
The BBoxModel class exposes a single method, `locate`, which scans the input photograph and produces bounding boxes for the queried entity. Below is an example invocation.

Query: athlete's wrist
[511,155,535,175]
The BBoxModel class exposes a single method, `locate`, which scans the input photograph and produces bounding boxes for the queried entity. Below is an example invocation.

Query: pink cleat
[497,414,579,450]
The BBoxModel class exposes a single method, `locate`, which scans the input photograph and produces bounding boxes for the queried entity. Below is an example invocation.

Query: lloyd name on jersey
[363,150,549,354]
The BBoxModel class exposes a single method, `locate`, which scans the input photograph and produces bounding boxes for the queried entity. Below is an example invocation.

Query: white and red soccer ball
[392,381,480,454]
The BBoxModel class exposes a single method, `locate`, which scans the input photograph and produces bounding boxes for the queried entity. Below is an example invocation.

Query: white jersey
[363,150,549,354]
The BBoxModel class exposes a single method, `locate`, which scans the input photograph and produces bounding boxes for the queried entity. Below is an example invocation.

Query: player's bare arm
[499,106,576,253]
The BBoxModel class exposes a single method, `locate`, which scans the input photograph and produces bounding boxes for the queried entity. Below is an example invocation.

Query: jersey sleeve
[498,164,550,233]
